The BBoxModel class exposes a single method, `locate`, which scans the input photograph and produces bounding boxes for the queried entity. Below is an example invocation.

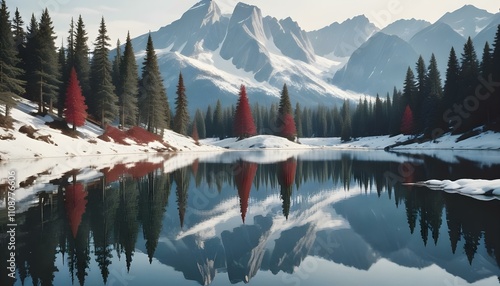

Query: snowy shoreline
[1,99,499,162]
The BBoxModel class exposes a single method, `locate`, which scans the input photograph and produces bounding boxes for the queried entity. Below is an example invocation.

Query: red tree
[233,85,257,139]
[400,105,414,135]
[65,67,88,131]
[279,113,297,141]
[191,121,199,144]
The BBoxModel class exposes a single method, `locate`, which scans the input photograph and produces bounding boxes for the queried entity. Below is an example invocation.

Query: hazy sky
[8,0,500,46]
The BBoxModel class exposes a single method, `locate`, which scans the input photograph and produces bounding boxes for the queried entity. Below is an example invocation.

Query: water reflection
[1,151,500,286]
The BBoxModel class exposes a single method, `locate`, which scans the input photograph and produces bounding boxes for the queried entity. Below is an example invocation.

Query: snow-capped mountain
[129,0,360,113]
[331,33,418,95]
[380,19,431,42]
[123,1,498,113]
[474,13,500,57]
[409,22,465,73]
[437,4,494,38]
[307,15,379,58]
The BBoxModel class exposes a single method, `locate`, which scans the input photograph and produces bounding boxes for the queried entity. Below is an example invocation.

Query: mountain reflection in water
[1,150,500,286]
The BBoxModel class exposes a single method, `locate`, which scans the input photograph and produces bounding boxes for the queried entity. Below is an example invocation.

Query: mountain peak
[437,4,493,37]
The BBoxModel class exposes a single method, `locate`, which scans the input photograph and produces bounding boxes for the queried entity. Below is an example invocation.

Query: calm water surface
[1,150,500,286]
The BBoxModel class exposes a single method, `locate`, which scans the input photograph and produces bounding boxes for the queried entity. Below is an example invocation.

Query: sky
[8,0,500,46]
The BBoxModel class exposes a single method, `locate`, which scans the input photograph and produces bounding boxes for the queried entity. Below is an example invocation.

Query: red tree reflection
[65,177,88,238]
[234,161,258,223]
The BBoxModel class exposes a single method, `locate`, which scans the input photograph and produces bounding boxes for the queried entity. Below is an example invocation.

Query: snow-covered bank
[0,99,221,160]
[406,179,500,201]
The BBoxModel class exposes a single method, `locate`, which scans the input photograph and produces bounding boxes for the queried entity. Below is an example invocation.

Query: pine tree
[173,72,189,135]
[233,84,256,139]
[193,109,206,139]
[89,17,118,126]
[374,94,384,135]
[204,105,213,137]
[294,102,302,138]
[414,56,427,132]
[112,39,121,92]
[139,34,169,133]
[64,67,87,131]
[400,105,414,135]
[276,83,296,141]
[340,100,351,141]
[57,43,67,116]
[119,32,139,127]
[424,54,443,132]
[35,9,61,113]
[441,47,460,130]
[213,99,224,139]
[0,0,24,117]
[390,87,403,135]
[458,37,479,132]
[12,8,25,66]
[491,24,500,122]
[402,67,417,131]
[74,16,90,104]
[480,42,492,78]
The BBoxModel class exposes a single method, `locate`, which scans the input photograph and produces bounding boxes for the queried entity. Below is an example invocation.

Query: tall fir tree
[458,37,479,132]
[12,8,25,72]
[119,32,139,127]
[204,105,213,137]
[213,99,224,139]
[0,0,24,117]
[441,47,460,130]
[74,15,90,104]
[402,66,417,132]
[340,100,351,141]
[64,67,87,131]
[173,72,189,135]
[89,17,118,126]
[424,54,443,133]
[294,102,302,138]
[57,42,67,116]
[479,42,494,125]
[491,24,500,122]
[276,83,296,140]
[233,84,257,139]
[35,9,61,113]
[414,55,427,132]
[139,34,169,134]
[112,39,122,92]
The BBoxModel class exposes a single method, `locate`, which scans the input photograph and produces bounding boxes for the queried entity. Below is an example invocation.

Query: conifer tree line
[1,0,499,140]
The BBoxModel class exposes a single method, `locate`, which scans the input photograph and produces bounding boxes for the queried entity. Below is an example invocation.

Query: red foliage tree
[233,85,257,139]
[64,67,88,131]
[400,105,414,135]
[191,121,199,145]
[279,113,297,141]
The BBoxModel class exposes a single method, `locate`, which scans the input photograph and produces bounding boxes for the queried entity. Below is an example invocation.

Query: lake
[1,150,500,286]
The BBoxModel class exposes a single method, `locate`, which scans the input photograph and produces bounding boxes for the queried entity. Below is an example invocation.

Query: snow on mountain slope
[380,19,431,42]
[437,4,494,38]
[127,0,363,113]
[307,15,379,58]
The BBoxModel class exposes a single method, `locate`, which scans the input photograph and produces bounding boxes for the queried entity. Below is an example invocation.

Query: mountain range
[124,1,500,112]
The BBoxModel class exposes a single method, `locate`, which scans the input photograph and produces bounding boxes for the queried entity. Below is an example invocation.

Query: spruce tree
[491,25,500,122]
[74,15,90,103]
[213,99,224,139]
[0,0,24,117]
[424,54,443,132]
[458,37,479,132]
[119,32,139,127]
[204,105,213,137]
[36,9,61,113]
[340,100,351,141]
[12,8,25,63]
[89,17,118,126]
[294,102,302,138]
[173,72,189,135]
[112,39,122,92]
[276,83,296,140]
[64,67,87,131]
[57,43,67,116]
[374,94,384,135]
[233,84,256,139]
[139,34,169,134]
[414,56,427,132]
[402,67,417,131]
[441,47,460,130]
[24,14,39,102]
